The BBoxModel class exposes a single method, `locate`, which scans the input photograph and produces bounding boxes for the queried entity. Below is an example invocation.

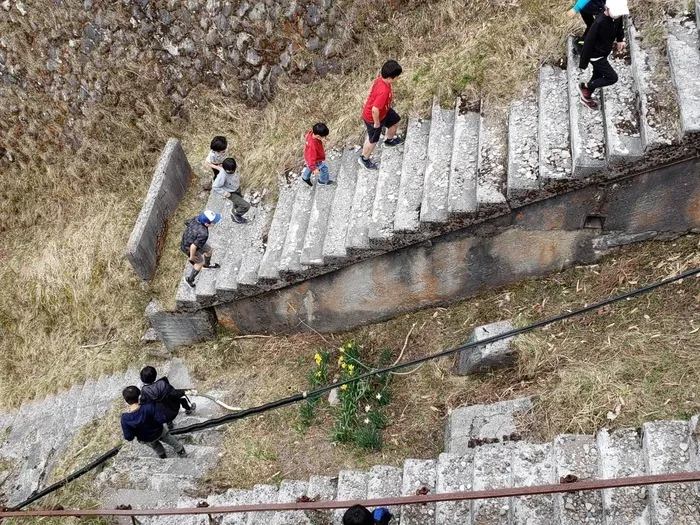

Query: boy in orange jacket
[301,123,331,186]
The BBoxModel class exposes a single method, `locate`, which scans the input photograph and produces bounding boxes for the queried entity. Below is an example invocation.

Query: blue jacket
[572,0,604,14]
[121,403,167,442]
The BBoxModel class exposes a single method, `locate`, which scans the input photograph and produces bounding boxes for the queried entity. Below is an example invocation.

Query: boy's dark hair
[380,60,402,79]
[222,157,237,173]
[312,123,330,137]
[210,135,227,152]
[122,386,141,405]
[342,505,374,525]
[140,366,157,384]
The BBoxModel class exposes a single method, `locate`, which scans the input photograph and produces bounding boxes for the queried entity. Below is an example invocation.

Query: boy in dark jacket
[181,209,221,288]
[567,0,606,50]
[343,504,393,525]
[578,0,628,110]
[120,386,187,459]
[140,366,196,430]
[301,123,331,186]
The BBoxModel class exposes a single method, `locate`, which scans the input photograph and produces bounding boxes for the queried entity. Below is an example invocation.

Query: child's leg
[230,191,251,217]
[301,166,312,182]
[588,58,618,94]
[317,162,329,183]
[180,396,193,411]
[383,109,401,141]
[362,120,382,159]
[580,11,596,40]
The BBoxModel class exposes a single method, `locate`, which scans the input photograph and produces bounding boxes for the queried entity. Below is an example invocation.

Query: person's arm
[371,106,381,127]
[212,170,229,196]
[304,143,317,172]
[579,20,598,69]
[615,18,626,49]
[189,243,198,262]
[121,417,135,441]
[569,0,590,14]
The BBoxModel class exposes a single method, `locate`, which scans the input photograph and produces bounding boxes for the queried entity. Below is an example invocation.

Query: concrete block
[279,178,316,275]
[126,139,192,281]
[367,465,403,521]
[271,479,311,525]
[394,117,431,232]
[400,459,437,525]
[368,136,404,247]
[476,110,509,214]
[323,148,360,262]
[421,98,455,223]
[146,300,216,351]
[507,94,541,206]
[333,470,368,525]
[457,320,517,375]
[236,205,269,294]
[538,65,573,187]
[258,180,297,282]
[511,442,555,524]
[214,489,253,525]
[435,452,473,525]
[246,484,280,525]
[448,99,479,215]
[471,443,513,523]
[306,475,337,524]
[553,434,603,524]
[346,151,380,252]
[667,14,700,137]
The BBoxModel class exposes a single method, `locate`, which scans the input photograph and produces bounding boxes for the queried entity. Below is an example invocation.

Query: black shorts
[364,108,401,144]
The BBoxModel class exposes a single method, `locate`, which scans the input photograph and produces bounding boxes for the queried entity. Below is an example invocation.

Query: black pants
[588,57,618,93]
[179,396,193,411]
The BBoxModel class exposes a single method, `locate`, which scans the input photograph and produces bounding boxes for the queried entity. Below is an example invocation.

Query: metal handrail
[2,471,700,518]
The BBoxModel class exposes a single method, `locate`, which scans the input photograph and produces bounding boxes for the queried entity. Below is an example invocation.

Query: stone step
[306,475,338,524]
[214,488,254,525]
[73,378,100,428]
[642,420,700,524]
[566,39,607,177]
[368,134,405,248]
[279,172,320,276]
[666,13,700,137]
[511,442,555,524]
[507,94,541,207]
[471,443,512,524]
[333,470,368,525]
[322,147,360,262]
[175,265,198,310]
[538,65,572,189]
[421,98,455,224]
[476,111,509,215]
[627,20,678,150]
[367,465,403,522]
[346,154,381,253]
[400,458,437,525]
[246,483,279,525]
[435,452,473,525]
[448,99,479,215]
[596,428,648,524]
[600,49,644,165]
[271,479,310,525]
[103,488,181,511]
[192,193,231,306]
[257,180,297,282]
[171,416,224,445]
[553,434,603,524]
[300,153,343,266]
[236,204,270,294]
[394,117,431,232]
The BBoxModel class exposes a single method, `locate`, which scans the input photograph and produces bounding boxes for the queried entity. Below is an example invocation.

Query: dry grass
[178,235,699,490]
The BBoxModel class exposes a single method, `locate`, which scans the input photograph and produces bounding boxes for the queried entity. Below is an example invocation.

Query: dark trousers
[588,57,618,93]
[580,11,596,41]
[179,396,193,411]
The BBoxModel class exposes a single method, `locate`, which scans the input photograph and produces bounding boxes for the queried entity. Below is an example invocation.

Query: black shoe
[317,179,334,185]
[231,214,248,224]
[184,276,196,288]
[158,453,167,459]
[203,263,220,269]
[383,136,404,148]
[177,448,188,458]
[185,402,197,416]
[302,177,313,187]
[358,155,378,171]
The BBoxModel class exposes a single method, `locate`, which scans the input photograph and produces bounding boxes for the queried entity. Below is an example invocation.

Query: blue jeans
[302,161,329,184]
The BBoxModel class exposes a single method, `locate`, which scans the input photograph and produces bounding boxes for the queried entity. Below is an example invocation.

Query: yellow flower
[341,362,347,369]
[314,353,323,366]
[339,348,345,354]
[316,371,322,377]
[345,343,352,350]
[341,384,348,391]
[347,364,355,373]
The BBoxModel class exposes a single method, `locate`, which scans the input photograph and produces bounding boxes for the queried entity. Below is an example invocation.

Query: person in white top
[212,157,251,224]
[206,135,229,178]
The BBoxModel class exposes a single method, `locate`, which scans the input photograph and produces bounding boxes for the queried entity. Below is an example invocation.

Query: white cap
[606,0,629,17]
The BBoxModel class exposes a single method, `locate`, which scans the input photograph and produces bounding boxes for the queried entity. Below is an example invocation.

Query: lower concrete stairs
[112,407,700,525]
[175,10,700,312]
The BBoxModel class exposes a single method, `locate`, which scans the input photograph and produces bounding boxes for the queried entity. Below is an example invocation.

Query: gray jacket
[212,169,240,195]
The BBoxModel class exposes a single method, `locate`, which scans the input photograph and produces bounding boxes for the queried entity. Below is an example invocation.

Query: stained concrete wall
[146,300,216,351]
[127,139,192,281]
[215,157,700,334]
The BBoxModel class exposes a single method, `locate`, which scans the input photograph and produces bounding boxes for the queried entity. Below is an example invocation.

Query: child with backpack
[139,366,196,430]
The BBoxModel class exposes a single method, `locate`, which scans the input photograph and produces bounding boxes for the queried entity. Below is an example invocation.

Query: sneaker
[177,448,188,458]
[317,179,334,185]
[580,97,599,110]
[185,402,197,416]
[231,213,248,224]
[383,136,404,148]
[578,82,592,101]
[158,453,167,459]
[184,276,196,288]
[358,155,378,171]
[302,177,313,187]
[203,263,220,269]
[573,37,584,54]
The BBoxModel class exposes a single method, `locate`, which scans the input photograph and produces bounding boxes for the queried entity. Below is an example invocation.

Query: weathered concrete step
[246,483,280,525]
[627,20,678,150]
[212,488,254,525]
[601,51,644,165]
[400,458,437,525]
[367,465,403,522]
[368,137,405,248]
[323,147,360,262]
[507,94,541,207]
[258,179,297,282]
[271,479,311,525]
[476,110,509,214]
[642,420,700,524]
[567,39,607,177]
[512,442,555,524]
[333,470,368,525]
[471,443,512,524]
[346,155,381,253]
[394,117,431,232]
[300,153,343,266]
[236,204,269,294]
[306,475,338,524]
[448,99,479,215]
[435,452,473,525]
[538,65,572,188]
[596,428,648,524]
[421,98,455,223]
[103,489,181,511]
[192,192,231,306]
[667,13,700,137]
[553,434,603,524]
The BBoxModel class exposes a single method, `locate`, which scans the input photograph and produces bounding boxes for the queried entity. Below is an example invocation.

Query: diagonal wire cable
[11,266,700,511]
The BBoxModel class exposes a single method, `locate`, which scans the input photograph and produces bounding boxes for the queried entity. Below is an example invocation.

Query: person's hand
[225,192,231,198]
[373,122,380,128]
[615,41,626,53]
[313,169,320,176]
[189,258,196,264]
[567,8,576,18]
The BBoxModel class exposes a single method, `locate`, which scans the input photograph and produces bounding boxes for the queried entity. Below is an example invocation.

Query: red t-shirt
[303,130,325,170]
[362,77,392,123]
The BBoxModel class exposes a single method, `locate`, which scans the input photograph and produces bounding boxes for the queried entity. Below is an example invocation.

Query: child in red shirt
[301,123,331,186]
[359,60,403,171]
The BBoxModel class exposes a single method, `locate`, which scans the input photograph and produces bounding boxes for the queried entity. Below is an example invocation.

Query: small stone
[245,48,262,66]
[680,443,689,452]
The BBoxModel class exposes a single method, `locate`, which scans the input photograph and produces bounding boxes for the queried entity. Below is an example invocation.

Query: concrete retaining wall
[146,300,216,351]
[214,157,700,334]
[127,139,192,281]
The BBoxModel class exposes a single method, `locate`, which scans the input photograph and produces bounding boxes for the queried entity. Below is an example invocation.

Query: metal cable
[10,266,700,511]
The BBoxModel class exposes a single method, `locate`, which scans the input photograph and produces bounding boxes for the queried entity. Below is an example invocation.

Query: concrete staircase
[175,10,700,312]
[117,412,700,524]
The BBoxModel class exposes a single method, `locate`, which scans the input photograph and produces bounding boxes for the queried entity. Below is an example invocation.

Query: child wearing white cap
[578,0,629,110]
[180,210,222,288]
